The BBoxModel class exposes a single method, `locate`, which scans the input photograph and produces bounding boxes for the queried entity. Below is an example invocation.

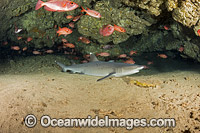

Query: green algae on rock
[182,41,200,62]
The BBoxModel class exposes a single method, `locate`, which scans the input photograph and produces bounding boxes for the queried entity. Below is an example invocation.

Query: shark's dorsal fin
[97,72,116,81]
[89,53,99,62]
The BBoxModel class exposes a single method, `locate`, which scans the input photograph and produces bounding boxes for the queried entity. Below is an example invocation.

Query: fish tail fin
[81,6,85,12]
[113,24,118,30]
[35,0,44,10]
[55,61,68,72]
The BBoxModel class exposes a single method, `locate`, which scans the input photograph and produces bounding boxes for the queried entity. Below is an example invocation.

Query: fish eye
[70,2,74,4]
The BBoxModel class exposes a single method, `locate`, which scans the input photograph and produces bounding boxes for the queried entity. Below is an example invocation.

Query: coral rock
[172,0,200,27]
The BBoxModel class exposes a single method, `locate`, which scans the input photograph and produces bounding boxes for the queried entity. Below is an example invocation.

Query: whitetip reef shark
[55,53,144,81]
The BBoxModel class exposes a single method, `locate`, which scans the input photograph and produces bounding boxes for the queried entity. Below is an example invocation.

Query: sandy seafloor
[0,54,200,133]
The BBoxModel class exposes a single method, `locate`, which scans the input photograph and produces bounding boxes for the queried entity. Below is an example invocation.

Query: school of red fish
[2,0,186,66]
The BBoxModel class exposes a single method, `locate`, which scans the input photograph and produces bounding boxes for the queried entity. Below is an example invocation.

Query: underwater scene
[0,0,200,132]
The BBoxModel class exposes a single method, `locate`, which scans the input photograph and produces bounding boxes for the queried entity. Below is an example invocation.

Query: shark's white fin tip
[89,53,99,62]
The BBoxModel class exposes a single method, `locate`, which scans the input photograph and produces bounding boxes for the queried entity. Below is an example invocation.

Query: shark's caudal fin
[89,53,99,62]
[97,72,116,82]
[55,61,68,72]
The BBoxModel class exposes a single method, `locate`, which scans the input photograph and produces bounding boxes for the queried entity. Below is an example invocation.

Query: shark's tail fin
[55,61,68,72]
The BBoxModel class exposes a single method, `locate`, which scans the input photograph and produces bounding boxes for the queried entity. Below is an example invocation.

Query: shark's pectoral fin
[97,72,116,82]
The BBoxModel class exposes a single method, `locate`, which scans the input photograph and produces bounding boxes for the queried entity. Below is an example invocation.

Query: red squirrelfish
[114,24,126,32]
[164,25,170,30]
[197,29,200,36]
[72,14,83,22]
[118,54,127,58]
[96,52,110,57]
[68,22,75,28]
[178,46,184,52]
[17,36,22,40]
[81,6,101,18]
[57,27,72,36]
[81,60,88,63]
[61,38,68,43]
[66,15,74,19]
[158,54,167,59]
[129,50,137,55]
[124,58,135,64]
[35,0,79,12]
[45,49,54,54]
[22,47,27,51]
[11,46,20,51]
[33,50,41,55]
[27,37,33,42]
[78,36,90,44]
[2,41,8,45]
[99,24,114,36]
[147,61,153,65]
[63,43,75,48]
